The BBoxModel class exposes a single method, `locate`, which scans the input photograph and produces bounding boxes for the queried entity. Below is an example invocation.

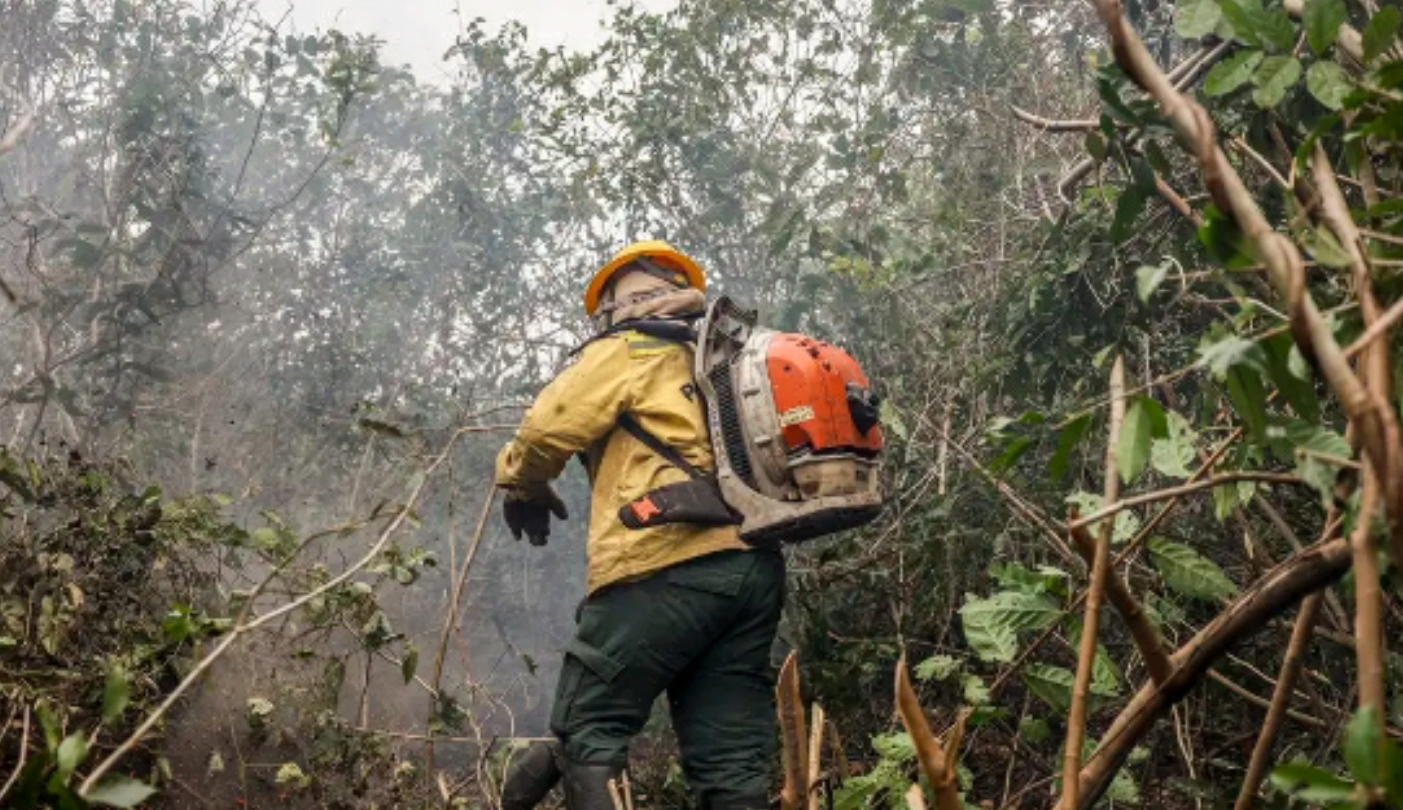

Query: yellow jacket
[495,329,747,594]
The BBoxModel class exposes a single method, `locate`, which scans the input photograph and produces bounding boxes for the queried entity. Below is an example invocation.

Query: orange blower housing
[767,335,884,456]
[694,297,885,544]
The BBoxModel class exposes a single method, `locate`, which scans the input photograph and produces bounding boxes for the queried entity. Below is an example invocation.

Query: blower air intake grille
[709,363,757,488]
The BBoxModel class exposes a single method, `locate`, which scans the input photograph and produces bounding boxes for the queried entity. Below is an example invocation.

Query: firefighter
[493,241,783,810]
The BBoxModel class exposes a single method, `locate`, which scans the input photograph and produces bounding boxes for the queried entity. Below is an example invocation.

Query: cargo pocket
[664,557,746,598]
[550,637,626,736]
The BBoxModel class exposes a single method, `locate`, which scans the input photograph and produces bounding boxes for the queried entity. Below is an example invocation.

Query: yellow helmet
[584,240,706,315]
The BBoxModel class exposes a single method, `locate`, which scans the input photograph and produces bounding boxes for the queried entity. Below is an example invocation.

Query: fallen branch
[1071,539,1353,807]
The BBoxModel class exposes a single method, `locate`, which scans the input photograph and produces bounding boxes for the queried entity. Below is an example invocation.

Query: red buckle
[631,496,662,522]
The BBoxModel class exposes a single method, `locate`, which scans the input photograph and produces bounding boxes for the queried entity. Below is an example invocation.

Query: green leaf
[915,654,962,682]
[103,664,130,725]
[1287,420,1351,506]
[1049,414,1093,481]
[1198,335,1269,379]
[962,673,992,705]
[1363,6,1401,62]
[401,644,419,685]
[83,776,159,808]
[1204,49,1264,95]
[57,733,89,781]
[1066,490,1142,544]
[1252,56,1303,108]
[1023,664,1118,714]
[1149,537,1239,601]
[1020,716,1051,744]
[1136,262,1170,303]
[1117,397,1156,484]
[1263,334,1319,422]
[1111,185,1149,245]
[1085,131,1108,162]
[1226,366,1269,443]
[1306,61,1352,109]
[1177,0,1224,38]
[1303,0,1348,54]
[1269,762,1356,802]
[1151,411,1199,479]
[960,590,1062,663]
[1345,706,1382,785]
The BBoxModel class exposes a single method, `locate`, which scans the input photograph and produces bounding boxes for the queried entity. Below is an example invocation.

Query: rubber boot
[499,739,562,810]
[559,759,625,810]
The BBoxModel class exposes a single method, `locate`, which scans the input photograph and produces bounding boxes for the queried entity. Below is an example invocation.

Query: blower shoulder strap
[615,412,705,481]
[570,315,698,357]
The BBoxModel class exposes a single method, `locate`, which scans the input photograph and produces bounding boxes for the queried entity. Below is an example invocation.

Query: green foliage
[960,590,1062,663]
[1304,0,1348,54]
[1148,537,1239,601]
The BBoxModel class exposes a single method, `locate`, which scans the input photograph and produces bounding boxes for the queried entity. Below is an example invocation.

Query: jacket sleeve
[495,337,636,494]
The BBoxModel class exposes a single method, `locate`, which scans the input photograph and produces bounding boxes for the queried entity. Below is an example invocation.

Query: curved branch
[1072,539,1353,807]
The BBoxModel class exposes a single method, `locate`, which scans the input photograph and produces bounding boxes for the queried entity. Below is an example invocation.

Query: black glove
[503,487,568,546]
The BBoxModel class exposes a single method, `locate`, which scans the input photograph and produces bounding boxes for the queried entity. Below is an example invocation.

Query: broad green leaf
[1304,0,1348,54]
[1023,663,1117,713]
[960,590,1062,663]
[1066,490,1142,544]
[1226,366,1269,442]
[1117,397,1156,483]
[57,733,89,781]
[1269,762,1356,802]
[1344,706,1382,786]
[1135,262,1170,303]
[1204,49,1264,96]
[1150,411,1199,479]
[401,644,419,685]
[1198,334,1268,378]
[1148,536,1239,601]
[1177,0,1224,38]
[1048,414,1093,481]
[1111,185,1148,245]
[1019,716,1051,744]
[1252,56,1302,108]
[1306,61,1352,109]
[1286,420,1351,506]
[989,562,1070,596]
[83,776,159,808]
[915,654,961,682]
[1085,131,1108,162]
[1263,334,1319,423]
[103,664,130,725]
[1216,0,1264,45]
[1363,6,1401,62]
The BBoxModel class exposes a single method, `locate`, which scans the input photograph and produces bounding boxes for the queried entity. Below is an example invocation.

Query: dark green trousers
[549,548,785,805]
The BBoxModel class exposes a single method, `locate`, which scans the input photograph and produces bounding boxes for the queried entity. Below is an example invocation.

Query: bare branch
[1232,593,1324,810]
[1062,356,1125,809]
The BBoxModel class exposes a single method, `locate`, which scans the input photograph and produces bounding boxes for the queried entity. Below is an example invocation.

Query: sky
[258,0,676,84]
